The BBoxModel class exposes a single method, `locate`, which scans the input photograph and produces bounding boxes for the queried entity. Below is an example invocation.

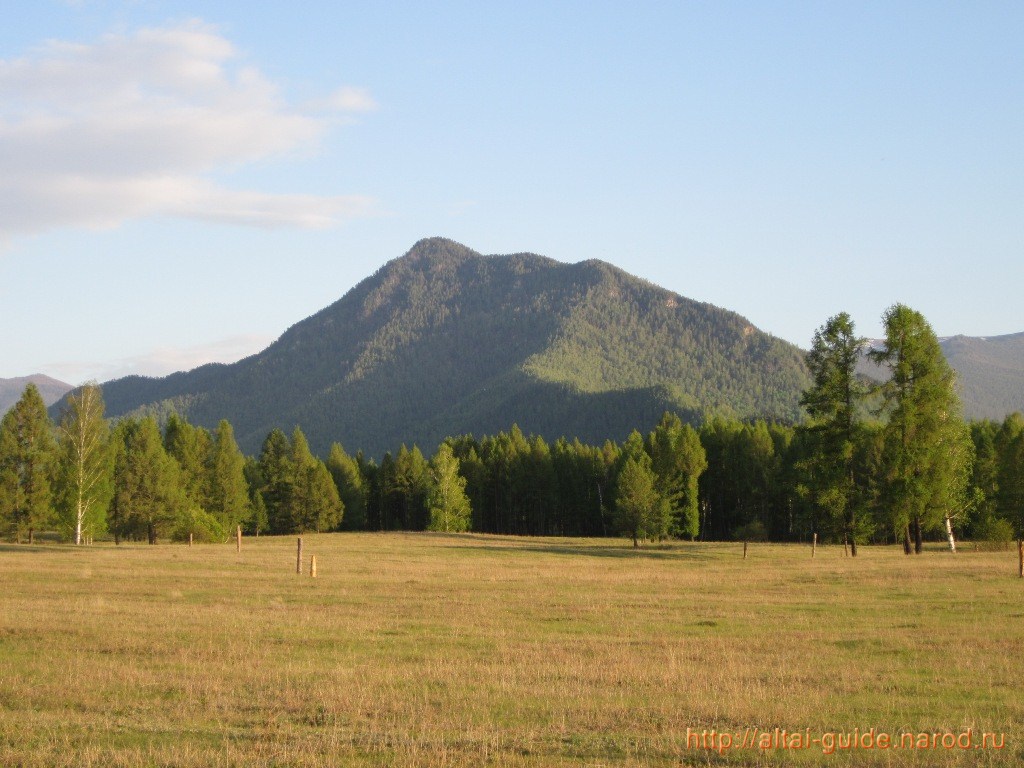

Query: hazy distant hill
[939,333,1024,420]
[62,238,811,456]
[1,375,73,415]
[859,333,1024,422]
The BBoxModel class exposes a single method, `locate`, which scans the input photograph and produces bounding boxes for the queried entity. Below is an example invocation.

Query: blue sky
[2,1,1022,384]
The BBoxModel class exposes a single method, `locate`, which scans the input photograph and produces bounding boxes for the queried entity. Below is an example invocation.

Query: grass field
[1,533,1021,767]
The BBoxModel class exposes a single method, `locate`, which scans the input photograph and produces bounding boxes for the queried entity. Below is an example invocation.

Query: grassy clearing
[0,534,1021,766]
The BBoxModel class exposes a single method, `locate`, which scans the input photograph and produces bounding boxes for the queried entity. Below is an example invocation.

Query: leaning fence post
[297,536,303,575]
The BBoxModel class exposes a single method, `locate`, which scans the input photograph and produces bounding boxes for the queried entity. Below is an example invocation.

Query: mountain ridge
[66,238,811,455]
[1,374,73,414]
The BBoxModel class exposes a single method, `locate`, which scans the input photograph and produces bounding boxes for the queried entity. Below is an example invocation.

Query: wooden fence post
[812,532,817,558]
[743,541,748,560]
[310,554,317,579]
[1018,540,1023,579]
[236,525,242,553]
[297,537,303,575]
[188,532,193,548]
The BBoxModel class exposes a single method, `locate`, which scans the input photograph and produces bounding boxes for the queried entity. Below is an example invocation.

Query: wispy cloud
[0,20,377,236]
[42,333,275,385]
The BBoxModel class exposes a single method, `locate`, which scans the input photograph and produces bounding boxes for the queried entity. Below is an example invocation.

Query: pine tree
[0,384,57,543]
[53,384,113,545]
[426,443,472,532]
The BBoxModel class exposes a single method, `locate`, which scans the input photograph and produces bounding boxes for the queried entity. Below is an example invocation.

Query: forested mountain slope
[57,238,811,456]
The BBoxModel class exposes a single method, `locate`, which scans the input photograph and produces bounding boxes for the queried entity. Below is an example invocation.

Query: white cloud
[0,20,377,236]
[43,333,276,385]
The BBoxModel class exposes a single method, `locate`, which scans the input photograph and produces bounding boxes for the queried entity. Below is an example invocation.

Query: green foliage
[163,413,211,511]
[426,443,472,532]
[797,313,871,552]
[0,383,57,542]
[326,443,367,531]
[109,416,185,544]
[647,412,707,539]
[206,419,250,535]
[613,455,669,546]
[174,507,226,543]
[872,304,970,552]
[996,414,1024,536]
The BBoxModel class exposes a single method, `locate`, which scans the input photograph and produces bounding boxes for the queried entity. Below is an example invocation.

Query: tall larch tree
[326,443,367,531]
[53,384,113,545]
[206,419,250,535]
[871,304,969,553]
[289,427,343,533]
[426,442,472,532]
[647,412,707,540]
[0,384,57,543]
[110,416,185,544]
[258,429,295,534]
[614,454,668,547]
[798,313,869,554]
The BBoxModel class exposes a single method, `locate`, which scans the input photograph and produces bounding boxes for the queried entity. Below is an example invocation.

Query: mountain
[858,334,1024,422]
[1,375,73,415]
[56,238,811,456]
[939,333,1024,420]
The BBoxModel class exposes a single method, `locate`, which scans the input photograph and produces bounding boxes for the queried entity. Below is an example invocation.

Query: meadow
[0,533,1021,767]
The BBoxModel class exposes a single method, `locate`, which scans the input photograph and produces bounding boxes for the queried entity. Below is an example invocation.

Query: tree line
[1,304,1022,550]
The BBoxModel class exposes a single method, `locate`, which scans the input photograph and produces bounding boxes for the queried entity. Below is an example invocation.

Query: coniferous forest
[3,303,1023,550]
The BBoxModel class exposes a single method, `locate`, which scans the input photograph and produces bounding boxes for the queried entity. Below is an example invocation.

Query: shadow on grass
[450,539,715,562]
[0,542,71,554]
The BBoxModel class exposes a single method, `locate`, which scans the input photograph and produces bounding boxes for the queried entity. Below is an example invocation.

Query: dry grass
[0,533,1021,766]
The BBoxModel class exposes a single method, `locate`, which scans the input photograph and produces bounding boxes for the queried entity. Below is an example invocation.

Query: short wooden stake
[236,525,242,553]
[1018,540,1023,579]
[812,532,817,558]
[743,541,748,560]
[297,537,303,575]
[310,554,317,579]
[188,532,193,547]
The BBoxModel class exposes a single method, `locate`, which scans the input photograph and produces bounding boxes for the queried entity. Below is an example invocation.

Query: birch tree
[54,384,113,545]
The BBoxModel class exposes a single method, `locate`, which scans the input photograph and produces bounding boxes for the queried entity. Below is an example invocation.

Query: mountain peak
[402,237,480,266]
[69,239,813,455]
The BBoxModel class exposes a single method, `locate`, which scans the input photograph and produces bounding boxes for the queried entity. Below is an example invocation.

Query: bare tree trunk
[913,517,923,554]
[902,526,912,555]
[945,515,957,553]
